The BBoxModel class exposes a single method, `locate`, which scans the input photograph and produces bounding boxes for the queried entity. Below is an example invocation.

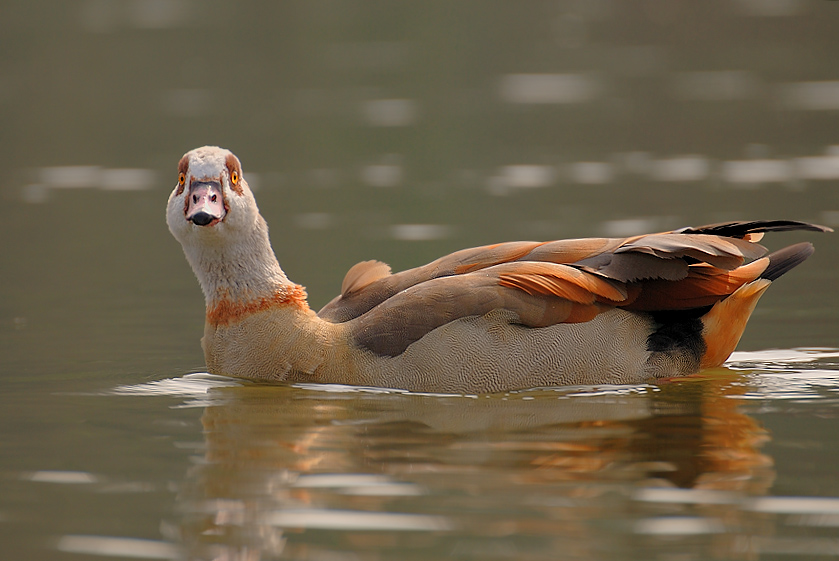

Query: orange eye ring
[231,170,239,185]
[178,172,186,185]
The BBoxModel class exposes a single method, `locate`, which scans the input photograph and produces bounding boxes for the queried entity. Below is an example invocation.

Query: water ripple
[726,348,839,401]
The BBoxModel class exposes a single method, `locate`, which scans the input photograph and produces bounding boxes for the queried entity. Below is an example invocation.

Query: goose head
[167,146,290,305]
[166,146,262,247]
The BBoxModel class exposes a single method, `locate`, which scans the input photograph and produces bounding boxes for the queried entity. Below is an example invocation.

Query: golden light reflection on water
[159,370,783,560]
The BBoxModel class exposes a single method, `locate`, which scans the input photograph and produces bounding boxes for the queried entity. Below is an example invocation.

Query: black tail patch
[646,309,709,375]
[676,220,831,238]
[760,242,815,282]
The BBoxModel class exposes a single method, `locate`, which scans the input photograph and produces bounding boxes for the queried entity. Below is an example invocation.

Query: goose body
[167,146,830,393]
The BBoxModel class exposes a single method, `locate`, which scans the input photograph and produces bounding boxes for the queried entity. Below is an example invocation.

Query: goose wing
[318,220,828,324]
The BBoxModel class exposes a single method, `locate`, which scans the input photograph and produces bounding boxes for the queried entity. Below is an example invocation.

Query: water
[2,1,839,559]
[6,352,839,560]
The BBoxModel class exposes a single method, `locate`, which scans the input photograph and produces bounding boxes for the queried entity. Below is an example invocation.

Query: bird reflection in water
[170,371,774,561]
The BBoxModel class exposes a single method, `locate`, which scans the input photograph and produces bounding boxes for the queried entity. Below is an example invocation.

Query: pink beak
[186,182,226,226]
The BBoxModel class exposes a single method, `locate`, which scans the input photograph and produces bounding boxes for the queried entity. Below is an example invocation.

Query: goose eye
[231,170,239,185]
[178,172,186,185]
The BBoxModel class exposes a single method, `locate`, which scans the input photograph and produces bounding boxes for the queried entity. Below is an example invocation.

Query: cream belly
[203,307,656,394]
[350,308,655,393]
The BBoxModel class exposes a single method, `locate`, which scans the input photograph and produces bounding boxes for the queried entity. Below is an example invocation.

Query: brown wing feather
[452,238,617,274]
[625,258,770,311]
[318,238,620,322]
[492,262,628,303]
[617,234,766,269]
[320,221,827,326]
[577,252,690,283]
[341,260,392,296]
[350,270,610,357]
[447,241,548,274]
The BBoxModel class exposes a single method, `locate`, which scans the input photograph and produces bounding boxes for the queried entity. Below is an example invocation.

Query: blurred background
[2,3,839,560]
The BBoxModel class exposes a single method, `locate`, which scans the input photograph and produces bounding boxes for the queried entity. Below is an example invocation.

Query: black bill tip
[189,212,215,226]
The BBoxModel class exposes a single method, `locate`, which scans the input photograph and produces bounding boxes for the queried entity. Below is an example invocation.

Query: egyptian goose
[167,146,830,393]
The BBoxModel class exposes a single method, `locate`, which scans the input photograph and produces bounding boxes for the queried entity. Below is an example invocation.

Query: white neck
[181,214,297,308]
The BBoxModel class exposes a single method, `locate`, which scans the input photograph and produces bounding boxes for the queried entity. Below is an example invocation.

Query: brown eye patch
[176,155,189,195]
[225,153,244,195]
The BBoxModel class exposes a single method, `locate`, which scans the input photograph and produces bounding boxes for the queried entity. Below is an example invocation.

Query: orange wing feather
[492,262,628,304]
[625,258,770,311]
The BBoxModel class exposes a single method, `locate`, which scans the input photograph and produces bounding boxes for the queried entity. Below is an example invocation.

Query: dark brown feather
[577,252,689,282]
[677,220,832,238]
